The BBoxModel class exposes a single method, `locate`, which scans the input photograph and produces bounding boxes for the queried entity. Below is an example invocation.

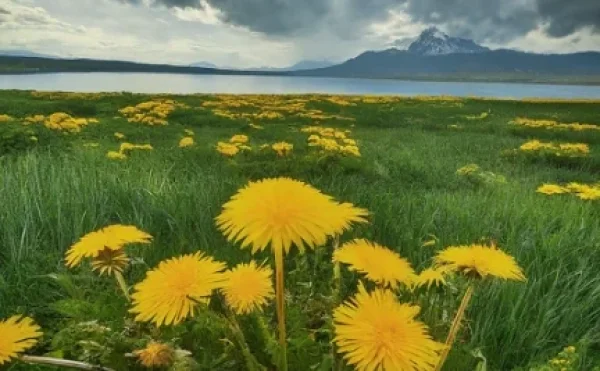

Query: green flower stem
[224,308,266,371]
[435,282,475,371]
[21,355,115,371]
[113,271,130,302]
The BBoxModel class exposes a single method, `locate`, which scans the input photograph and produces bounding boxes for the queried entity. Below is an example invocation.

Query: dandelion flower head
[334,239,415,289]
[222,261,274,314]
[0,316,43,365]
[216,177,367,256]
[130,252,226,326]
[65,224,152,268]
[334,284,443,371]
[434,243,525,281]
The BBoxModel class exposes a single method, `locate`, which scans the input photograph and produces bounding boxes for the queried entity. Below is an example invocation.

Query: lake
[2,73,600,98]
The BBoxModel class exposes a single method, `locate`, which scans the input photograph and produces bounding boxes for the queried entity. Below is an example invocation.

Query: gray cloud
[115,0,600,43]
[537,0,600,37]
[0,7,11,15]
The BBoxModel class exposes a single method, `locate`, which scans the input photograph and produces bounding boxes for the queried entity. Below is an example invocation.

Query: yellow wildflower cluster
[456,164,507,185]
[179,137,195,148]
[465,112,489,120]
[23,113,98,133]
[215,134,253,157]
[105,142,153,160]
[203,95,355,122]
[303,126,360,157]
[513,117,600,132]
[519,140,590,157]
[271,141,293,156]
[456,164,480,175]
[537,182,600,201]
[326,96,357,106]
[119,99,187,126]
[30,91,121,100]
[0,114,14,122]
[216,142,240,157]
[538,345,578,371]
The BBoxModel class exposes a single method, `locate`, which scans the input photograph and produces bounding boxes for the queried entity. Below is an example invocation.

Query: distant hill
[0,49,58,59]
[190,61,219,69]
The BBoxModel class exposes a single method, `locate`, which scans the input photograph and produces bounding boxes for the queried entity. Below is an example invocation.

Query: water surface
[2,73,600,98]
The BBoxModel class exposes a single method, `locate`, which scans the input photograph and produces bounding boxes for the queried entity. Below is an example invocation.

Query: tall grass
[0,90,599,369]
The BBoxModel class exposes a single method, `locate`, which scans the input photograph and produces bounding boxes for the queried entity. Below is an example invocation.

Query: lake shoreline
[3,70,600,86]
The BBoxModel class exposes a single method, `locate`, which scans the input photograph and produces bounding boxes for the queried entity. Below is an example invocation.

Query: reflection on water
[2,73,600,98]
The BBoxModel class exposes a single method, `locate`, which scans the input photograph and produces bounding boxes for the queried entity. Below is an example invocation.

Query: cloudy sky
[1,0,599,68]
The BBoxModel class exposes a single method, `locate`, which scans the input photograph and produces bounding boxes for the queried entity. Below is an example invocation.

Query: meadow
[0,90,599,371]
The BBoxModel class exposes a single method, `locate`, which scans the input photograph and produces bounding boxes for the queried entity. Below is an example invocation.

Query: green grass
[0,90,599,370]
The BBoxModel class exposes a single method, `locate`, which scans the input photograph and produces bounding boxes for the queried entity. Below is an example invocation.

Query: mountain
[295,28,600,81]
[0,49,58,59]
[298,49,600,79]
[407,27,489,55]
[285,60,334,71]
[190,61,219,69]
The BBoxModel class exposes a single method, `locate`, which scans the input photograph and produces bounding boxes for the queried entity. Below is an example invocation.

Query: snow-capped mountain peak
[407,27,489,56]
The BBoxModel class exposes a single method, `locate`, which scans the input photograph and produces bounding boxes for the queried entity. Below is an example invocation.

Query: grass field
[0,90,599,370]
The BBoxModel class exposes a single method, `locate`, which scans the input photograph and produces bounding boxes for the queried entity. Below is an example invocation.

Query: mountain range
[191,60,334,71]
[2,28,600,83]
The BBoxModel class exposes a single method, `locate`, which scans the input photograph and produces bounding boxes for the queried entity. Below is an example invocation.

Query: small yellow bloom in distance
[334,284,443,371]
[133,342,175,368]
[114,132,126,139]
[130,252,226,326]
[334,239,416,289]
[222,261,274,314]
[216,141,240,156]
[184,129,194,136]
[434,243,525,281]
[271,141,293,156]
[179,136,195,148]
[230,134,249,144]
[107,151,127,160]
[537,184,569,195]
[0,316,43,365]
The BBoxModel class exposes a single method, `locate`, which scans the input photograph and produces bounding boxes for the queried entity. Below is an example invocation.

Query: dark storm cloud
[537,0,600,37]
[117,0,600,41]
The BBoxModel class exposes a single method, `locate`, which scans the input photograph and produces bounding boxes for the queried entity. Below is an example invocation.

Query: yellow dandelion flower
[271,142,293,156]
[342,138,357,146]
[216,177,368,255]
[222,261,274,314]
[179,137,195,148]
[334,284,443,371]
[133,342,175,368]
[0,316,43,365]
[333,239,415,289]
[107,151,127,160]
[216,141,240,157]
[537,184,569,195]
[65,224,152,268]
[307,134,320,142]
[114,132,125,139]
[130,252,226,326]
[230,134,249,144]
[90,248,129,276]
[434,243,525,281]
[414,268,447,289]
